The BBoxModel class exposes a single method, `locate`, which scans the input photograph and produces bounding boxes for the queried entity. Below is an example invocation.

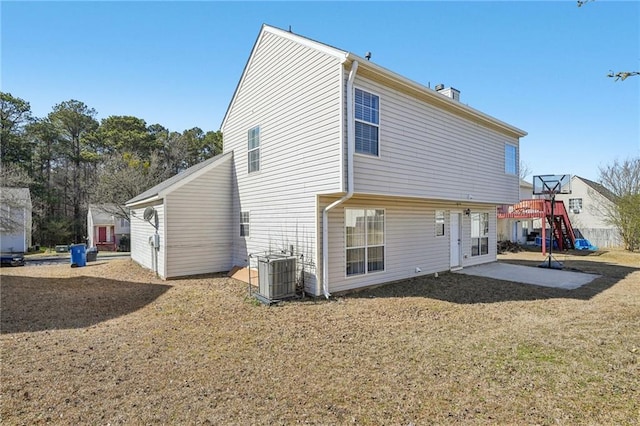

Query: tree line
[1,92,221,247]
[1,91,638,252]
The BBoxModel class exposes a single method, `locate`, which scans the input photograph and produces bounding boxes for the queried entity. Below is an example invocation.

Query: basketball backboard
[533,174,571,196]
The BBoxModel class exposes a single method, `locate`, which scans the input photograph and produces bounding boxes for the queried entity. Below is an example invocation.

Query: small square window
[569,198,582,212]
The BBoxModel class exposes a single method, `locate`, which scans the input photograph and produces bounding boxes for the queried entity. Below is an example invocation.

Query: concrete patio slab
[455,262,600,290]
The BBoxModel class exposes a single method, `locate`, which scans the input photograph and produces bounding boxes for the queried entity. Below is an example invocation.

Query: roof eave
[345,53,527,139]
[125,195,160,208]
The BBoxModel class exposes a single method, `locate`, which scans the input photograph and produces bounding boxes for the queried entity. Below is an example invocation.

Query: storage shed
[125,153,233,278]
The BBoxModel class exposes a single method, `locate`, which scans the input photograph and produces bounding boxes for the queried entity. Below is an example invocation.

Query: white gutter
[321,60,358,298]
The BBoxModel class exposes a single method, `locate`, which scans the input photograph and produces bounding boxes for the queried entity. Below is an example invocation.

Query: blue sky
[2,1,638,182]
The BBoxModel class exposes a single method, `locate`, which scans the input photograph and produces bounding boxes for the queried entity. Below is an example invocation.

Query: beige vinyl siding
[352,76,520,205]
[318,196,497,295]
[554,177,622,248]
[129,202,165,278]
[164,159,233,277]
[222,30,343,276]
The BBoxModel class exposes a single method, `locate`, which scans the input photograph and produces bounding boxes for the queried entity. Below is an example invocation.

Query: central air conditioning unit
[257,254,297,300]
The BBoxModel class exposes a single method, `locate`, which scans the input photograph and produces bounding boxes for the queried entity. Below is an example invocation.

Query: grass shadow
[344,260,637,304]
[0,275,171,334]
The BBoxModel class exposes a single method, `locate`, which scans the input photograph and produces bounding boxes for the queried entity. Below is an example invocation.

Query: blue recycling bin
[70,244,87,267]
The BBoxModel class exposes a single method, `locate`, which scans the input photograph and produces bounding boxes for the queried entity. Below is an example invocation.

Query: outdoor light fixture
[464,209,471,216]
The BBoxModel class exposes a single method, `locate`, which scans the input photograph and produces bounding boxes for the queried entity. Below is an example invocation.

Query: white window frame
[569,198,583,212]
[345,208,385,277]
[248,126,260,173]
[435,210,445,237]
[240,211,250,237]
[471,212,489,256]
[505,143,517,175]
[354,88,380,157]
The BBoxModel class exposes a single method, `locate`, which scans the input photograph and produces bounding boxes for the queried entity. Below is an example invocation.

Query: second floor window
[248,126,260,173]
[569,198,583,212]
[355,88,379,156]
[505,144,517,175]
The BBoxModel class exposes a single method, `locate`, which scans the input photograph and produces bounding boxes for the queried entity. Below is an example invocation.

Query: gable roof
[576,176,617,203]
[125,152,232,207]
[221,24,527,139]
[520,179,533,188]
[88,204,121,224]
[0,188,32,206]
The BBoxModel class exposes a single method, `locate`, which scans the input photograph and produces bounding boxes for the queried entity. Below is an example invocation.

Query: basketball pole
[548,192,555,268]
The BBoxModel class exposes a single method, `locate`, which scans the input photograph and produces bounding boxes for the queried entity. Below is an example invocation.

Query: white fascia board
[262,25,349,62]
[346,53,527,138]
[125,195,161,208]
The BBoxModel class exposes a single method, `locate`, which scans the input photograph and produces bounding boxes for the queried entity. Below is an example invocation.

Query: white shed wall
[164,159,233,277]
[129,202,165,278]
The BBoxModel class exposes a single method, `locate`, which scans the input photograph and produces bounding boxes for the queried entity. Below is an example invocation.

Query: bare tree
[598,158,640,251]
[577,0,638,82]
[519,160,532,181]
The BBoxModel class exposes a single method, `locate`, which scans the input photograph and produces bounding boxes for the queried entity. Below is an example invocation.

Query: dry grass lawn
[1,250,638,424]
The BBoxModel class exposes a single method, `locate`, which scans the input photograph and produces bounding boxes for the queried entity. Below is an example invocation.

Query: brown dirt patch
[1,253,639,424]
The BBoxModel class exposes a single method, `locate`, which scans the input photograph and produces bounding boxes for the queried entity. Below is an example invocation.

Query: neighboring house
[554,176,622,248]
[497,179,536,243]
[0,188,32,253]
[87,204,131,251]
[127,25,527,296]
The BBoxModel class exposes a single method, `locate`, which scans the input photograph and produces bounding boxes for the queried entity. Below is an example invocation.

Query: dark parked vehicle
[0,252,25,267]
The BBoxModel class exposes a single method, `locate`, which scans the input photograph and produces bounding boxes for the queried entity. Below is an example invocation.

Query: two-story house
[126,25,526,297]
[554,176,621,248]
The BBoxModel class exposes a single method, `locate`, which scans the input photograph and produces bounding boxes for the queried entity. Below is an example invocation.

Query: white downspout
[321,60,358,298]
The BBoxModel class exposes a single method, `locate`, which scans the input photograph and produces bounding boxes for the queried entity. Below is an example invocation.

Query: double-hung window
[345,209,385,276]
[240,211,250,237]
[248,126,260,173]
[471,212,489,256]
[505,144,517,175]
[355,88,380,156]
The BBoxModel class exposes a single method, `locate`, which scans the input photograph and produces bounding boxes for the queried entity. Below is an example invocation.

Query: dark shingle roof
[126,152,231,205]
[577,176,617,203]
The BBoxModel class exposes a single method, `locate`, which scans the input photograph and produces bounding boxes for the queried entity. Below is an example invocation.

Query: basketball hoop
[532,175,571,269]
